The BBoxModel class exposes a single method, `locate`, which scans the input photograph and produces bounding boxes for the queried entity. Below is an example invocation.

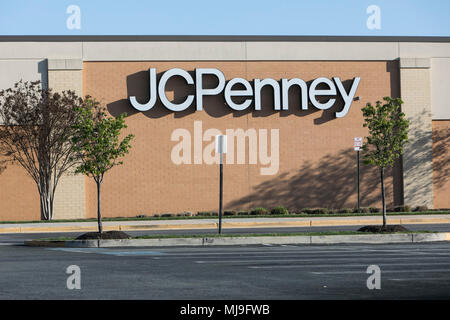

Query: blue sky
[0,0,449,36]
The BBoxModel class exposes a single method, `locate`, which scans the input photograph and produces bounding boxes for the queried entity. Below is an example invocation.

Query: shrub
[250,207,268,215]
[161,213,174,217]
[183,212,194,217]
[153,214,160,218]
[369,207,380,213]
[360,207,371,214]
[224,210,237,216]
[301,208,328,214]
[270,206,289,215]
[414,205,428,212]
[328,209,339,214]
[393,205,412,212]
[314,208,329,215]
[197,211,211,217]
[338,208,353,214]
[136,214,147,218]
[238,211,249,216]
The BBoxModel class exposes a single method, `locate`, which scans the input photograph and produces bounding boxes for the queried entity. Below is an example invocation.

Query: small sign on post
[354,137,362,212]
[215,135,227,159]
[354,137,363,151]
[215,135,227,234]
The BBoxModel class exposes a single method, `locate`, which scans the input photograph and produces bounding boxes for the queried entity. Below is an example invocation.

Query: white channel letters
[130,68,360,118]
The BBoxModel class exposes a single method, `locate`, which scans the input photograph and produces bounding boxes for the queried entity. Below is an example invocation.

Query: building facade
[0,36,449,221]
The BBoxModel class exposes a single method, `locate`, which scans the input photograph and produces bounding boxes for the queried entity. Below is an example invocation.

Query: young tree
[362,96,409,227]
[72,99,134,234]
[0,80,83,220]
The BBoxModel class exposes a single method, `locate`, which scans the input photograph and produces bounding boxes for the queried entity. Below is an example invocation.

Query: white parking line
[134,249,361,256]
[48,248,165,256]
[248,262,450,269]
[389,277,450,281]
[156,251,450,260]
[195,255,450,264]
[311,269,450,275]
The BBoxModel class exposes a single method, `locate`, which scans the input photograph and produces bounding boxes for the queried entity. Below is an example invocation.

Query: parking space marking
[389,277,450,281]
[311,269,450,275]
[47,248,165,256]
[194,255,450,264]
[248,262,450,269]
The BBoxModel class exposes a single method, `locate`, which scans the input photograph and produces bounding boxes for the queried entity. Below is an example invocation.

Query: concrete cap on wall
[47,58,83,70]
[400,58,431,69]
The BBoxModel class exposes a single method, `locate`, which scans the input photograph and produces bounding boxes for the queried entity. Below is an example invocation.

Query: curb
[4,216,450,234]
[23,232,450,248]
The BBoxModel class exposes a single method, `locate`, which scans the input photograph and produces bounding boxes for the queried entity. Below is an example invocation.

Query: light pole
[215,135,227,234]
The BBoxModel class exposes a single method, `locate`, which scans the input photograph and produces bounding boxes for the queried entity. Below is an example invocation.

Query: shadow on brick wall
[432,123,450,190]
[226,148,402,211]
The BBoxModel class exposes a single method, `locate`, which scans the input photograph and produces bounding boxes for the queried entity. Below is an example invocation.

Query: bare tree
[0,80,83,220]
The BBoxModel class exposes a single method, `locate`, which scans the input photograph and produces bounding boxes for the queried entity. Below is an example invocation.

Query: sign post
[215,135,227,234]
[354,137,363,213]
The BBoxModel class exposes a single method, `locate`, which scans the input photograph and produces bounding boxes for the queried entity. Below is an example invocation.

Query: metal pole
[357,150,360,213]
[219,153,223,234]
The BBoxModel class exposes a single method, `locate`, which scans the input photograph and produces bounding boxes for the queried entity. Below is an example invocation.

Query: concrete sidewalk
[1,214,450,233]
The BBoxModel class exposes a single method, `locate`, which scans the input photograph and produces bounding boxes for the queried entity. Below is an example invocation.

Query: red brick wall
[432,120,450,209]
[82,60,402,218]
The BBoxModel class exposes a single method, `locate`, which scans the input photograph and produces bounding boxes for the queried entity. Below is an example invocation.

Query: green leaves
[72,98,134,181]
[361,96,409,169]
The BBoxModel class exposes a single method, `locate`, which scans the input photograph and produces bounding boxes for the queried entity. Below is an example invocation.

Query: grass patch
[133,230,435,239]
[2,211,450,225]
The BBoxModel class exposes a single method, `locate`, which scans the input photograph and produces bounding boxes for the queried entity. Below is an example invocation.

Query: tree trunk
[96,180,103,234]
[380,167,386,227]
[39,187,54,220]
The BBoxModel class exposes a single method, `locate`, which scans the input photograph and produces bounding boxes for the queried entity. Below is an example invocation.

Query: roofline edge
[1,35,450,42]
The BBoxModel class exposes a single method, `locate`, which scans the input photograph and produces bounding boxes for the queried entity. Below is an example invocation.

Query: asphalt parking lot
[1,240,450,299]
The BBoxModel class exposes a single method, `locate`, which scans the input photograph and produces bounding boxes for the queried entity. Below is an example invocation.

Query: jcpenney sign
[129,68,361,118]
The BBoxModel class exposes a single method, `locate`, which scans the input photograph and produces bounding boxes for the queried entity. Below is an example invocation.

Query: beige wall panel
[400,67,434,208]
[48,70,82,96]
[48,69,86,220]
[82,42,246,61]
[431,58,450,119]
[0,42,82,59]
[52,168,86,220]
[400,42,450,58]
[246,42,399,60]
[0,59,47,90]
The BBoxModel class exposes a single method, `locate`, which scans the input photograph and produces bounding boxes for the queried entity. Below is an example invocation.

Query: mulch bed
[75,230,132,240]
[358,225,410,233]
